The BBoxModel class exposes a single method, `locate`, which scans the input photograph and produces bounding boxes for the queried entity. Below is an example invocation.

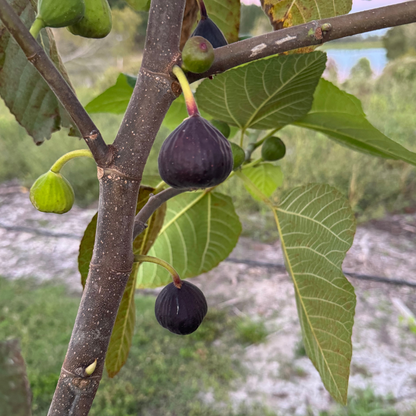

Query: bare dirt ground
[0,182,416,415]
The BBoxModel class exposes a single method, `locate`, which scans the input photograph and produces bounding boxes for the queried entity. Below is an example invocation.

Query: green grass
[0,277,273,416]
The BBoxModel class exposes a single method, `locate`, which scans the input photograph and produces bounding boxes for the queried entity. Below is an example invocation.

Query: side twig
[133,188,189,239]
[189,1,416,81]
[0,0,110,166]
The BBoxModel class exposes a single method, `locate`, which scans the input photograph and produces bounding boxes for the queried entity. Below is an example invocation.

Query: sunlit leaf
[274,184,356,404]
[0,0,79,144]
[261,0,351,30]
[294,79,416,165]
[195,52,326,130]
[243,163,283,201]
[137,191,242,288]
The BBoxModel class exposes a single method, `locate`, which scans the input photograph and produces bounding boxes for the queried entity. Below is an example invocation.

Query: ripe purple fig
[158,114,233,189]
[155,281,208,335]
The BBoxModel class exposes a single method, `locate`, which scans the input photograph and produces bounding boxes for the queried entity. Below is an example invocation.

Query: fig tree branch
[190,0,416,82]
[0,0,110,166]
[47,1,187,415]
[133,187,189,239]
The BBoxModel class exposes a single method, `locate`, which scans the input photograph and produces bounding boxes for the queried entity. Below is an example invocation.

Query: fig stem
[242,157,263,170]
[172,65,199,117]
[134,254,183,288]
[50,150,94,173]
[29,18,44,39]
[197,0,208,19]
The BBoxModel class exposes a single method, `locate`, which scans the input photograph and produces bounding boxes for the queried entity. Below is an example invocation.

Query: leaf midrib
[273,207,343,403]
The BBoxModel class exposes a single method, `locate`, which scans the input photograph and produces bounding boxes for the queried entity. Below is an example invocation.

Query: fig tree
[155,281,208,335]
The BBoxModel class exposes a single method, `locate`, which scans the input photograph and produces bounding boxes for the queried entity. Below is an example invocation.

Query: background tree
[1,0,416,415]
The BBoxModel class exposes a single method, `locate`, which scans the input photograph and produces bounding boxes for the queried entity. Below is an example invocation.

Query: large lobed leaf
[137,191,242,288]
[274,184,356,404]
[0,0,79,144]
[295,79,416,165]
[261,0,351,30]
[195,52,327,130]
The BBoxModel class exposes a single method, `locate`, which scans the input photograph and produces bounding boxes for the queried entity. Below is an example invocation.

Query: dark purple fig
[158,114,233,189]
[191,0,227,49]
[155,281,208,335]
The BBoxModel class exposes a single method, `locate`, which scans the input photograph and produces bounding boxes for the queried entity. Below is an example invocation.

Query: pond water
[325,48,388,80]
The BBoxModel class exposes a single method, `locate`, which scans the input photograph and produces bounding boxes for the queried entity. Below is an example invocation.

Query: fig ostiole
[30,170,75,214]
[30,0,85,38]
[182,36,215,74]
[191,0,227,48]
[261,137,286,161]
[158,66,233,189]
[155,281,208,335]
[67,0,112,39]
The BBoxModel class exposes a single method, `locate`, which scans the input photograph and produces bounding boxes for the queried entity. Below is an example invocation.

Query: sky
[241,0,407,13]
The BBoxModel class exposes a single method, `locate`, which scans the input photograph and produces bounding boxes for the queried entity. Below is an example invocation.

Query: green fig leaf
[294,79,416,166]
[273,184,356,404]
[137,191,242,288]
[195,52,326,130]
[0,0,80,144]
[85,73,135,115]
[78,186,166,288]
[124,0,150,12]
[105,263,139,378]
[243,163,283,201]
[261,0,351,30]
[203,0,240,43]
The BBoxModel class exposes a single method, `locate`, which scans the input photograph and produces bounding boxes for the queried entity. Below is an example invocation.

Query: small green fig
[68,0,112,39]
[182,36,215,74]
[261,137,286,161]
[30,171,75,214]
[210,120,230,139]
[230,142,245,170]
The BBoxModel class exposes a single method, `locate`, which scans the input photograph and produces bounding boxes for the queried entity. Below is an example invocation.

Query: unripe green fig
[36,0,85,28]
[67,0,112,39]
[158,114,233,189]
[261,137,286,161]
[210,120,230,139]
[182,36,214,74]
[230,143,245,170]
[30,171,75,214]
[155,281,208,335]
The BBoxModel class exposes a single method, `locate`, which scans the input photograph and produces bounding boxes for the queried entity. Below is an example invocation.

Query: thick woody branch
[133,188,189,239]
[47,0,188,414]
[0,0,110,166]
[190,1,416,82]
